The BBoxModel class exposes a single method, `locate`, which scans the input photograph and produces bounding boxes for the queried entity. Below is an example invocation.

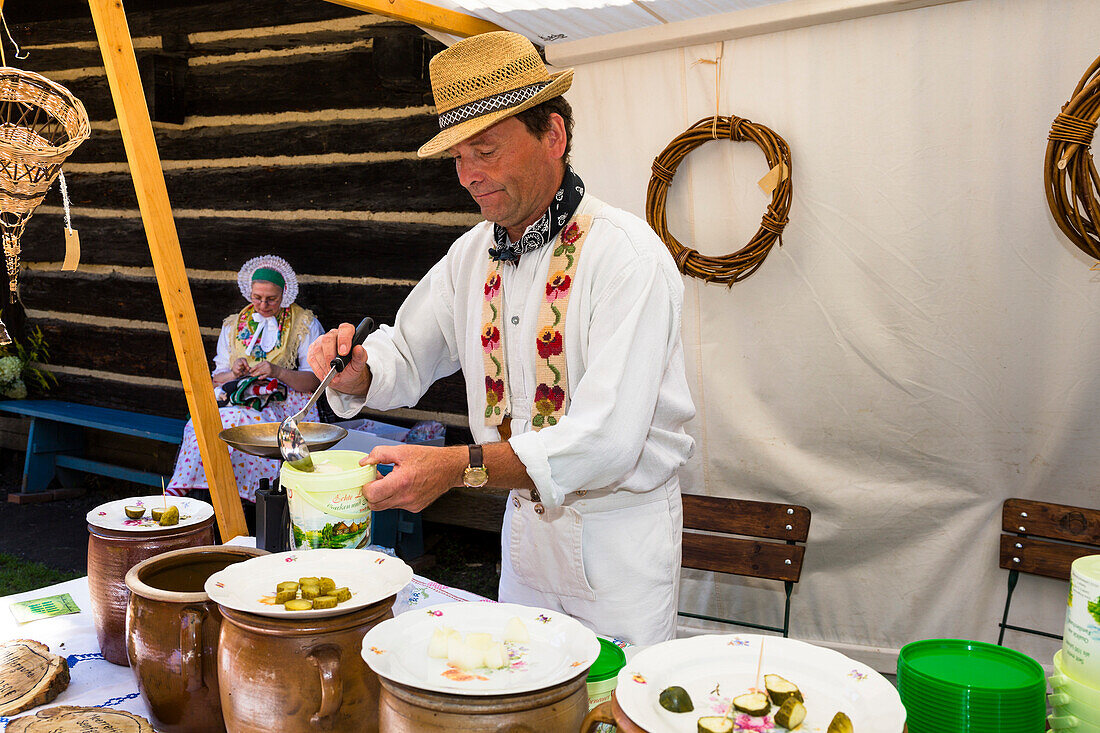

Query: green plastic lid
[586,638,627,683]
[899,639,1044,692]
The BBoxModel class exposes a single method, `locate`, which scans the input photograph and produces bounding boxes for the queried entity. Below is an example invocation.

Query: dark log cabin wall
[8,0,476,433]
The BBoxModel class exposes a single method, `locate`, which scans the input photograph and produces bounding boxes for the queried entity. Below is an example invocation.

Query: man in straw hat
[310,31,694,644]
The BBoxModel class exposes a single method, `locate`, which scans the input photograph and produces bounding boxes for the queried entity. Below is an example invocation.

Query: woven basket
[0,67,90,222]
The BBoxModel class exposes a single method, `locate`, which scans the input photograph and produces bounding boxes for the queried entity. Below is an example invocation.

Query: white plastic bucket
[1064,555,1100,688]
[281,450,375,550]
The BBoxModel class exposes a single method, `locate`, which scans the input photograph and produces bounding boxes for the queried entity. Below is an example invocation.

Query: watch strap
[469,443,484,469]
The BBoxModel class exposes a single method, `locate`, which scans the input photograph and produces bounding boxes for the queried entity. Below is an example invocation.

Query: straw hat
[418,31,573,158]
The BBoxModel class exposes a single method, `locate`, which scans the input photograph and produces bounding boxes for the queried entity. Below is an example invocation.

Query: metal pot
[378,671,590,732]
[217,597,393,732]
[125,544,266,732]
[87,517,215,665]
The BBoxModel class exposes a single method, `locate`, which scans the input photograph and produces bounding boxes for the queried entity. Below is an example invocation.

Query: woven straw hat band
[430,32,550,115]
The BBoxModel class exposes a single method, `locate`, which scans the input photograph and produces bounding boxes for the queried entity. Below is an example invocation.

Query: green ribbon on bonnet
[251,267,285,289]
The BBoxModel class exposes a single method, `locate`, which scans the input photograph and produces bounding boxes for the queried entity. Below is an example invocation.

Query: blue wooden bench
[0,399,186,497]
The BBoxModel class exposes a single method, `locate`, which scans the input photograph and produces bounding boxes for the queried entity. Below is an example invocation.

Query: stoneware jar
[125,544,267,732]
[217,596,393,732]
[377,672,590,732]
[87,497,216,666]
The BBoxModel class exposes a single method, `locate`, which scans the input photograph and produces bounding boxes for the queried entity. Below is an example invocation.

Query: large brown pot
[378,671,590,732]
[125,544,267,733]
[87,517,216,666]
[217,596,393,732]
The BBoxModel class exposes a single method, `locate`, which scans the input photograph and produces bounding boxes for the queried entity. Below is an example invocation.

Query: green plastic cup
[586,638,626,710]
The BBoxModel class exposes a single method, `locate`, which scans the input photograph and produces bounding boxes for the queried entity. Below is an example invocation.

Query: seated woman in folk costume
[167,255,323,504]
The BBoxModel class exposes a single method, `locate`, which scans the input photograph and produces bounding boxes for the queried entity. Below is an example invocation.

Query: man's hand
[307,324,371,395]
[249,361,278,379]
[359,444,465,512]
[231,358,249,377]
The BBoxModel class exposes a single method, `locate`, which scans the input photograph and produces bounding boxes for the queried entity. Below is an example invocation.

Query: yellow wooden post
[324,0,502,36]
[88,0,247,541]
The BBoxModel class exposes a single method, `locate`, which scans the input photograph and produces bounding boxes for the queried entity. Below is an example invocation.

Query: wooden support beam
[324,0,502,37]
[87,0,247,541]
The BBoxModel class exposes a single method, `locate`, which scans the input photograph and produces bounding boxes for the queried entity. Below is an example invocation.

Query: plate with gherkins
[204,548,412,619]
[616,634,904,733]
[87,495,212,532]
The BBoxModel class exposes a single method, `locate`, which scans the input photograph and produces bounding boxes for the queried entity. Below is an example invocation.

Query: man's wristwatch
[463,444,489,488]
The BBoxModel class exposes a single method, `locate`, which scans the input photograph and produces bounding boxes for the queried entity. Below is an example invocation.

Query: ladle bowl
[219,422,347,458]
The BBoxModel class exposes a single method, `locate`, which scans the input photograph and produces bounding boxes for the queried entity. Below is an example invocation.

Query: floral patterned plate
[204,548,412,619]
[361,602,600,695]
[616,634,905,733]
[85,495,213,532]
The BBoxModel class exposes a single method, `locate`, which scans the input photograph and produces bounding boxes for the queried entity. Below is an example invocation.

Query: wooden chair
[998,498,1100,645]
[679,494,811,637]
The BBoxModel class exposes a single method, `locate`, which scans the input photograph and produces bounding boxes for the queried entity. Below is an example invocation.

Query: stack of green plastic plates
[897,639,1046,733]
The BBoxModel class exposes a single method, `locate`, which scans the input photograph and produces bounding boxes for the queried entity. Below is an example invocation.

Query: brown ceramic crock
[217,595,393,732]
[125,544,267,733]
[87,516,216,666]
[377,671,590,732]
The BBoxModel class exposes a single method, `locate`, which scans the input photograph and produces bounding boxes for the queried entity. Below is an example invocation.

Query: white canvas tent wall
[425,0,1100,670]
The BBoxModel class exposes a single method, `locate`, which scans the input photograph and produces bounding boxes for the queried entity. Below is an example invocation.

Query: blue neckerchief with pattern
[489,166,585,262]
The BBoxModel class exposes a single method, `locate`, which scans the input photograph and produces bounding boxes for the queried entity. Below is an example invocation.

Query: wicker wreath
[1045,54,1100,260]
[646,115,792,286]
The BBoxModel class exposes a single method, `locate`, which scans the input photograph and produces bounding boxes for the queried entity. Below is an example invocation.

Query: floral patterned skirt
[166,389,320,502]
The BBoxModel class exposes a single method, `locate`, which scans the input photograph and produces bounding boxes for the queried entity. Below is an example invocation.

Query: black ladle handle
[330,316,374,373]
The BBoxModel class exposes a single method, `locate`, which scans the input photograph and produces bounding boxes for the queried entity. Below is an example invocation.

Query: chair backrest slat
[1003,498,1100,545]
[683,533,804,582]
[682,494,810,542]
[999,535,1098,581]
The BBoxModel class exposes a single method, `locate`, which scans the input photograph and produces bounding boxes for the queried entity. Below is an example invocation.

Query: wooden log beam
[87,0,247,541]
[323,0,502,37]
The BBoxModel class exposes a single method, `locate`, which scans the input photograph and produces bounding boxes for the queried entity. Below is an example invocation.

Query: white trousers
[497,477,683,646]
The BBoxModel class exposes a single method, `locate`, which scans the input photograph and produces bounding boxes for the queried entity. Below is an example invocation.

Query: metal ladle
[278,316,374,471]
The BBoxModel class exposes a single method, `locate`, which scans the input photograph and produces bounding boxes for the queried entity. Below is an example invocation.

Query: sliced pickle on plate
[124,505,146,519]
[827,711,853,733]
[658,685,694,713]
[774,697,807,729]
[732,691,770,716]
[764,674,803,706]
[697,716,734,733]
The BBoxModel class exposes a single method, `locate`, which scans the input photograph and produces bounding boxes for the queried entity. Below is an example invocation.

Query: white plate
[86,495,213,532]
[204,549,412,619]
[616,634,906,733]
[361,602,600,695]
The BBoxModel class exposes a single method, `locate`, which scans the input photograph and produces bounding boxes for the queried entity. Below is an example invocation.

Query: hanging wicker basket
[0,67,90,288]
[0,67,90,345]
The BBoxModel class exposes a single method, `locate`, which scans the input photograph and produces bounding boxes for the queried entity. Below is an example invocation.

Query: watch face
[464,467,489,488]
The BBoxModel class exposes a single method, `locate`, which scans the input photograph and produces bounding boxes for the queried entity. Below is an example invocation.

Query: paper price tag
[757,162,789,194]
[61,228,80,271]
[9,593,81,623]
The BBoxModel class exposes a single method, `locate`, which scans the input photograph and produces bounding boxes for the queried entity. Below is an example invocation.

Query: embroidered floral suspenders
[481,217,593,433]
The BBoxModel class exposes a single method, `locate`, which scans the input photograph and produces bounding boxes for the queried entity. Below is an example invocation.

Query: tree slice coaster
[6,706,155,732]
[0,639,70,717]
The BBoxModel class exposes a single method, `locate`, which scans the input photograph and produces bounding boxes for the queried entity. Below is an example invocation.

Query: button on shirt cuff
[509,431,567,509]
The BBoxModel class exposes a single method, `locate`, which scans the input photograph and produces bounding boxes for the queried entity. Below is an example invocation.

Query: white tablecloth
[0,570,490,729]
